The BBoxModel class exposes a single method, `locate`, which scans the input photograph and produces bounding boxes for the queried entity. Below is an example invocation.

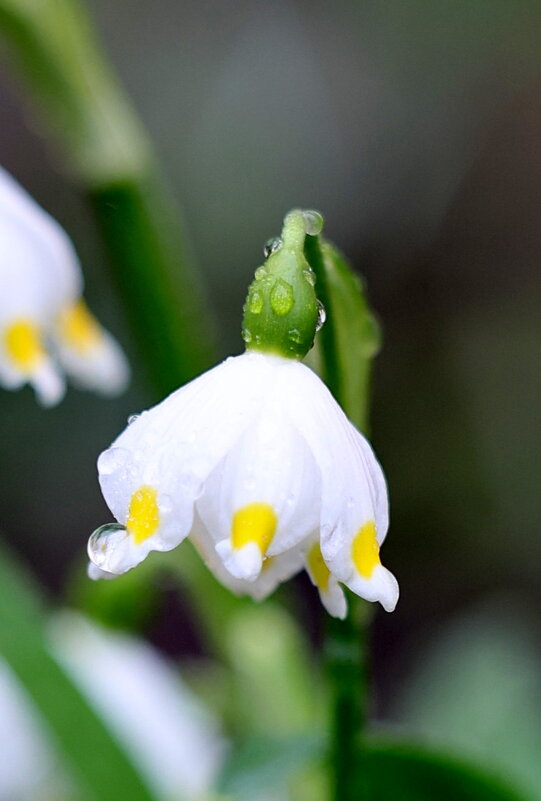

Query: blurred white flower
[0,612,225,801]
[89,351,398,617]
[0,167,129,406]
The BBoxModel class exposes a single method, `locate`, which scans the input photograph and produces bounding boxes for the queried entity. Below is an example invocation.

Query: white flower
[90,351,398,617]
[0,166,129,406]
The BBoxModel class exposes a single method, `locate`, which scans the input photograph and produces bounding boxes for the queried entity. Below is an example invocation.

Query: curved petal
[97,353,282,572]
[304,536,347,619]
[196,367,321,580]
[52,300,130,396]
[190,515,305,600]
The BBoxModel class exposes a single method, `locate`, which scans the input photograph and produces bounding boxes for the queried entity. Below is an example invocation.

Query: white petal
[190,514,305,600]
[0,166,82,308]
[52,313,130,396]
[304,536,347,620]
[97,352,282,572]
[87,562,117,581]
[345,563,399,613]
[196,370,321,580]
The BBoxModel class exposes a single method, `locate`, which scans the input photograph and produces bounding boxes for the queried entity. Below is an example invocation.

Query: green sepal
[242,209,320,359]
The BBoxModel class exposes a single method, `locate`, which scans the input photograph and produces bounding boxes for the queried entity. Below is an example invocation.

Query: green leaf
[304,237,381,430]
[0,541,156,801]
[357,739,529,801]
[217,734,324,800]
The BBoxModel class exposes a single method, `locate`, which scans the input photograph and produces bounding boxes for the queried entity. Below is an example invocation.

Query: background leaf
[357,739,528,801]
[0,541,157,801]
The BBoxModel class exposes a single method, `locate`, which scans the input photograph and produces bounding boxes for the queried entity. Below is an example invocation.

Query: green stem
[0,0,217,393]
[304,234,374,800]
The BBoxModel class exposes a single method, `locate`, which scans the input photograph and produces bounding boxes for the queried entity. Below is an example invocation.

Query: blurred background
[0,0,541,796]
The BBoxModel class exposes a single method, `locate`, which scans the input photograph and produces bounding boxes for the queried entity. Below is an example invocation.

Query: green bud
[242,209,322,359]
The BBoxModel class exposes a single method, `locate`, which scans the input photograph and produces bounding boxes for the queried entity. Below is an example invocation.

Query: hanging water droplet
[302,210,323,236]
[303,268,316,287]
[248,289,264,314]
[288,328,303,344]
[127,413,140,425]
[97,447,129,476]
[87,523,127,569]
[263,237,282,258]
[242,327,253,344]
[254,266,268,280]
[316,299,326,331]
[270,279,294,316]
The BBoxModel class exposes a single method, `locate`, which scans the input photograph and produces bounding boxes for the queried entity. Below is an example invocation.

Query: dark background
[0,1,540,787]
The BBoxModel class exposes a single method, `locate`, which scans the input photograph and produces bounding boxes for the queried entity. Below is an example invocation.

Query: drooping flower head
[0,167,129,406]
[89,210,398,618]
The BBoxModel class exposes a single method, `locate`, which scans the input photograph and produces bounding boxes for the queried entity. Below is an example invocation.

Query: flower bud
[242,209,320,359]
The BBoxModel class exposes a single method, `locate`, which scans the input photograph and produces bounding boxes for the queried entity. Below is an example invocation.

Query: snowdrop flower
[89,210,398,617]
[0,166,129,405]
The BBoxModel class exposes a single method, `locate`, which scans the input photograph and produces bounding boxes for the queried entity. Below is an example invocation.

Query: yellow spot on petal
[58,300,102,354]
[231,502,277,555]
[351,521,380,578]
[307,542,330,591]
[126,486,160,545]
[4,320,45,371]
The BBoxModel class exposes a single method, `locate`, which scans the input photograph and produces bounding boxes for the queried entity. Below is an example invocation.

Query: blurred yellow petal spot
[127,486,159,545]
[231,502,277,554]
[4,320,45,371]
[58,300,102,354]
[307,542,330,591]
[352,520,380,578]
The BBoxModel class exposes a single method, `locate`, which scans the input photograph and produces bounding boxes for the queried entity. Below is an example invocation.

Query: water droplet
[254,334,262,345]
[316,299,326,331]
[270,279,294,316]
[303,268,316,287]
[242,327,253,344]
[288,328,303,344]
[302,210,323,236]
[97,447,129,476]
[255,266,268,280]
[127,413,140,425]
[88,523,127,568]
[248,289,264,314]
[263,237,282,258]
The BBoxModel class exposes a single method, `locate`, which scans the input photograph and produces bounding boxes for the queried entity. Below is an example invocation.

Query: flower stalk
[304,230,378,798]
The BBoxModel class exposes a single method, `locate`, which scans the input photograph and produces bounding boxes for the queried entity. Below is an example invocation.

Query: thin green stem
[305,234,375,800]
[0,0,217,393]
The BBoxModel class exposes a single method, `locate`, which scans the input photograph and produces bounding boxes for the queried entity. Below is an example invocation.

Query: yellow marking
[307,542,330,591]
[351,521,380,578]
[4,320,45,371]
[58,300,102,354]
[231,502,277,555]
[126,486,160,545]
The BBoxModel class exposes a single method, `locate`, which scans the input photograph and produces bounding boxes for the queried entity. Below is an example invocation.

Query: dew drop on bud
[87,523,127,569]
[263,237,283,258]
[254,266,268,280]
[242,327,253,344]
[248,289,264,314]
[303,268,316,287]
[302,210,323,236]
[270,279,294,316]
[316,299,326,331]
[288,328,303,344]
[127,413,140,425]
